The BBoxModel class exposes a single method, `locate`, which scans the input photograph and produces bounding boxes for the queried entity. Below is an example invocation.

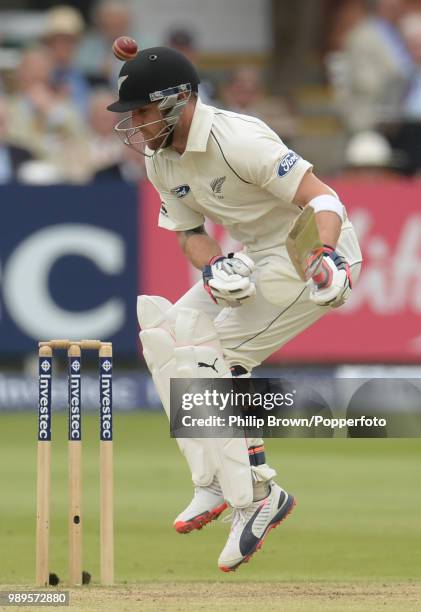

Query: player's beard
[144,119,174,149]
[144,125,174,151]
[162,129,174,148]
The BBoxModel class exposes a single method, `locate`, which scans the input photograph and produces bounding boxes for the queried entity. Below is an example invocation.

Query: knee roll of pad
[174,308,231,378]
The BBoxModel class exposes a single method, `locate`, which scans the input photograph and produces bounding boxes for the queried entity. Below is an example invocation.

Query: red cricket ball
[112,36,138,61]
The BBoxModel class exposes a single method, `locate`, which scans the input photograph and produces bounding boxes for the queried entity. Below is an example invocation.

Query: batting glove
[202,252,256,308]
[307,246,352,308]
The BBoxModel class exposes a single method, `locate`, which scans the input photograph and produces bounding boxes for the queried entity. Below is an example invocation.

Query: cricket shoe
[218,482,296,572]
[173,478,228,534]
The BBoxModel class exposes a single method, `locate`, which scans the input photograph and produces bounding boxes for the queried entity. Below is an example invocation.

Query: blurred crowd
[0,0,420,185]
[0,1,299,185]
[0,2,149,184]
[327,0,421,177]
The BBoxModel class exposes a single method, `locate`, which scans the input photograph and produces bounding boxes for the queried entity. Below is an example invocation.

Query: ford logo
[278,151,300,177]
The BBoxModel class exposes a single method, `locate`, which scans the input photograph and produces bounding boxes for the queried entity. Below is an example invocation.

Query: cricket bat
[286,206,324,281]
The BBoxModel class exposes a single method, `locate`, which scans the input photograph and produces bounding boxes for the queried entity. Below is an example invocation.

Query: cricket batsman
[107,47,363,572]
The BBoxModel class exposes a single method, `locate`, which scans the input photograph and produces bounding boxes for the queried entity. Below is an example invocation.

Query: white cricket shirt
[145,98,352,253]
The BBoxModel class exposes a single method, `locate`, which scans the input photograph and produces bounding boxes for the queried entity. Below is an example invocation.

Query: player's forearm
[314,211,341,248]
[294,172,343,248]
[177,228,222,269]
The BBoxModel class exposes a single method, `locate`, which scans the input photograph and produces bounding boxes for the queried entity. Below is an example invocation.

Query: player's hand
[307,246,352,308]
[202,252,256,307]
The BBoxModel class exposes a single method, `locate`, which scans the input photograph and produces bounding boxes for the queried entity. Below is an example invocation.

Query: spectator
[388,12,421,174]
[17,160,66,185]
[342,130,403,179]
[338,0,412,131]
[42,5,91,119]
[87,89,124,174]
[93,143,145,183]
[400,12,421,119]
[7,48,90,183]
[166,28,215,103]
[0,97,33,183]
[220,66,297,140]
[325,0,367,52]
[76,0,139,88]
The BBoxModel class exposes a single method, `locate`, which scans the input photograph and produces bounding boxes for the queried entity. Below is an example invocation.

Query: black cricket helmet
[107,46,200,112]
[108,46,200,156]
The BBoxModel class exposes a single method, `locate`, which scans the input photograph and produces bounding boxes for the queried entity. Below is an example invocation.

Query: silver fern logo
[118,75,128,91]
[210,176,226,199]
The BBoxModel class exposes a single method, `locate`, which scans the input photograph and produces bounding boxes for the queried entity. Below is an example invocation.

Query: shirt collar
[155,97,214,160]
[184,97,214,152]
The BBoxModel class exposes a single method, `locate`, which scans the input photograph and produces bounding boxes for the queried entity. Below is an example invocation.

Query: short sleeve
[145,158,205,232]
[238,124,313,203]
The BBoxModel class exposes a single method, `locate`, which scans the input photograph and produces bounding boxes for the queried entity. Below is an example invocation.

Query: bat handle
[313,265,329,287]
[305,248,325,281]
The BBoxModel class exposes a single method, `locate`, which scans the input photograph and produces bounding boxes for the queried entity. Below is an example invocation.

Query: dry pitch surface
[1,582,421,612]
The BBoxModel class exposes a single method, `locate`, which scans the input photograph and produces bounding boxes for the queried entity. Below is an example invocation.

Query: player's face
[131,103,168,150]
[113,92,191,157]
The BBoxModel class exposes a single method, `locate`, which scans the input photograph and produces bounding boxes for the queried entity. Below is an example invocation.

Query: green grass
[1,412,420,586]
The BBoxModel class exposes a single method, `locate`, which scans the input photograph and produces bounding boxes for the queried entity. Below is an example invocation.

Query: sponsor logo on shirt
[171,184,191,198]
[278,151,300,177]
[210,176,226,199]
